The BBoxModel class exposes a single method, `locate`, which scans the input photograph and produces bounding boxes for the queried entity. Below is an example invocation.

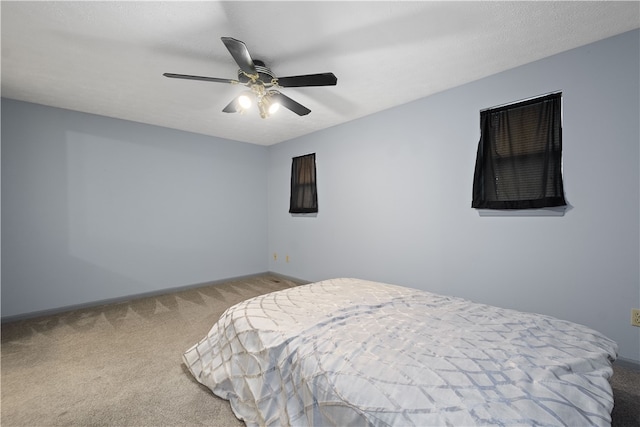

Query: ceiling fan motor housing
[238,60,276,87]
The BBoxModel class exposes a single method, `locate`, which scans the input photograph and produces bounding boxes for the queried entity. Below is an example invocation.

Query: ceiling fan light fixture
[255,92,280,119]
[268,101,280,115]
[265,95,280,115]
[257,100,269,119]
[238,91,253,110]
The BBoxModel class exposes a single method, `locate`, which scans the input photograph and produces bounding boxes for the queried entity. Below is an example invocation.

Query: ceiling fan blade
[276,73,337,87]
[221,37,256,75]
[163,73,237,84]
[222,97,242,113]
[271,92,311,116]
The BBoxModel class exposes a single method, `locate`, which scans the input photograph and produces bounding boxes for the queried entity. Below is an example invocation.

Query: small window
[289,153,318,214]
[472,93,566,209]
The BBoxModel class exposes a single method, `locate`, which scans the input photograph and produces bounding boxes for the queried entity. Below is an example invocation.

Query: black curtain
[289,153,318,213]
[472,93,566,209]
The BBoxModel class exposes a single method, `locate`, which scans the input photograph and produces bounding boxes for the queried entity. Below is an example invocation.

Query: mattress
[183,278,618,426]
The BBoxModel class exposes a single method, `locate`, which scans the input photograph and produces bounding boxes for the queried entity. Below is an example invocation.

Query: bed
[183,278,618,426]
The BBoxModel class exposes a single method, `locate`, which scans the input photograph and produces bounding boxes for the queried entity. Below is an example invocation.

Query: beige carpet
[2,273,638,426]
[1,273,302,426]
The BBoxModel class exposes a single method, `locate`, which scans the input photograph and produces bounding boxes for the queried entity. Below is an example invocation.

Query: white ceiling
[2,1,638,146]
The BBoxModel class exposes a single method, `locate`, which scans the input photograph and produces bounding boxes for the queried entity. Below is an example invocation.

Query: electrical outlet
[632,309,640,327]
[273,253,277,262]
[286,255,290,263]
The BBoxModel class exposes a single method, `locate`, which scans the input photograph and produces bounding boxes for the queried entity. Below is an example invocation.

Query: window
[472,93,566,209]
[289,153,318,213]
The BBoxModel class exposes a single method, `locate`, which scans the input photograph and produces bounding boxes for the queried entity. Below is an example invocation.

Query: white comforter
[183,278,618,426]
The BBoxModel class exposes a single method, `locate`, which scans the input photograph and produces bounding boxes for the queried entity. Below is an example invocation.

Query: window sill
[291,212,318,218]
[476,206,567,217]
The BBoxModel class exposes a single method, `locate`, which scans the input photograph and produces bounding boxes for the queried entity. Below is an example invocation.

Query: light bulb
[263,93,280,116]
[238,94,252,110]
[268,101,280,115]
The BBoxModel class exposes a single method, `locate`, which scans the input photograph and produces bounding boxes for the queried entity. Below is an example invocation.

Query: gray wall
[2,100,268,317]
[268,30,640,363]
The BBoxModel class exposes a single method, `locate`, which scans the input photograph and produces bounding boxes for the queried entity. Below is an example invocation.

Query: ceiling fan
[164,37,337,118]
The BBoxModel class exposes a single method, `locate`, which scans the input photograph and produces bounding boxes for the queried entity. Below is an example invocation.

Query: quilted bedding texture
[183,278,618,426]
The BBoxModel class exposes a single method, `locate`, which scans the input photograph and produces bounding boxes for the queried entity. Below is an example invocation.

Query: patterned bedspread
[183,278,618,426]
